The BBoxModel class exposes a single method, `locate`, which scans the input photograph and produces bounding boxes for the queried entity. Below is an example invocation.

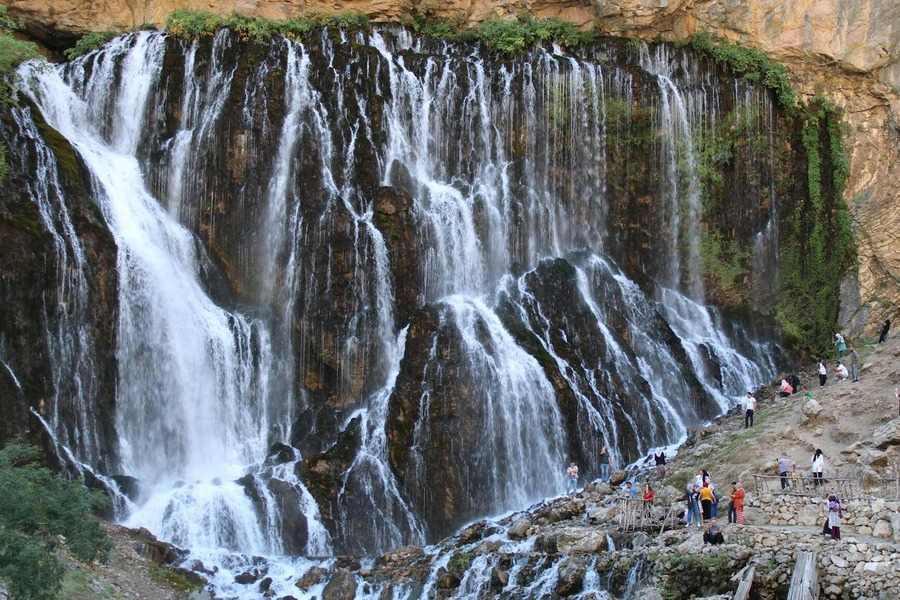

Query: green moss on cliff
[699,230,749,293]
[777,97,854,356]
[64,30,120,60]
[683,32,797,113]
[685,32,855,355]
[402,13,594,53]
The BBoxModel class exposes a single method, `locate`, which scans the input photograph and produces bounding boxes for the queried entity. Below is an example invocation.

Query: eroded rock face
[0,105,119,468]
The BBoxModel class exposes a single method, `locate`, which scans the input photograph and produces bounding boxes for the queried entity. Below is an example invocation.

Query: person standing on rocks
[776,453,792,490]
[811,449,825,487]
[598,445,611,483]
[565,460,579,497]
[743,392,757,428]
[699,482,715,522]
[732,482,745,524]
[818,359,828,387]
[848,346,859,382]
[834,332,847,357]
[878,317,891,343]
[653,448,666,480]
[686,484,702,528]
[827,494,843,540]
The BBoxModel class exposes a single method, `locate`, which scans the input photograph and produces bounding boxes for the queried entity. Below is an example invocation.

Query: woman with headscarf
[811,449,825,487]
[732,482,745,524]
[828,495,843,540]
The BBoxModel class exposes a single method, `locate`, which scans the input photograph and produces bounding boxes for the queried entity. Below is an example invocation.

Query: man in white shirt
[744,392,757,428]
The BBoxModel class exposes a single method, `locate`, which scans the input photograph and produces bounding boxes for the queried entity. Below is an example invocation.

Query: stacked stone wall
[745,492,900,540]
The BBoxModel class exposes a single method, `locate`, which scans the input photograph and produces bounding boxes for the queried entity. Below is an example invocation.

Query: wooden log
[787,551,819,600]
[733,563,755,600]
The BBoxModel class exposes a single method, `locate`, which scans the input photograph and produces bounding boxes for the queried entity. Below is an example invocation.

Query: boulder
[872,520,892,538]
[609,471,628,486]
[322,569,357,600]
[873,419,900,449]
[235,571,258,585]
[491,566,509,588]
[557,556,586,596]
[295,566,328,591]
[800,398,822,422]
[555,527,609,554]
[508,517,531,539]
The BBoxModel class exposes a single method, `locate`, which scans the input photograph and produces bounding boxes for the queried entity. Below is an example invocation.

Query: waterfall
[18,31,316,555]
[8,25,789,565]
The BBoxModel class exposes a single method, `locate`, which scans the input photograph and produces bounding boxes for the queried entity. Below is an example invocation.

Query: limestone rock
[873,419,900,449]
[800,398,822,422]
[296,566,328,591]
[609,470,628,486]
[555,527,609,553]
[556,556,586,596]
[508,518,531,539]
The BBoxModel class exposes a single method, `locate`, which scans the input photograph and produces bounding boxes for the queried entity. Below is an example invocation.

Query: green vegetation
[447,550,474,574]
[64,31,120,60]
[0,4,40,182]
[165,9,370,42]
[403,13,594,53]
[699,230,749,292]
[777,97,854,356]
[148,564,201,593]
[471,16,594,53]
[0,442,112,600]
[657,551,735,600]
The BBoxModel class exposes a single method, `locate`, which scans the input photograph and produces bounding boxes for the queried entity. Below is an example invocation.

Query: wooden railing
[753,474,861,499]
[616,498,686,533]
[753,474,900,501]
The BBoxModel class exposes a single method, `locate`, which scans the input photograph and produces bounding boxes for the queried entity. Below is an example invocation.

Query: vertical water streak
[165,30,237,226]
[337,327,427,552]
[8,105,102,467]
[639,44,703,299]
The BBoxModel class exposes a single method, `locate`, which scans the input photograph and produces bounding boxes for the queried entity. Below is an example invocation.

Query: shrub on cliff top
[165,9,370,42]
[0,442,111,600]
[684,31,797,112]
[63,30,120,60]
[471,16,594,53]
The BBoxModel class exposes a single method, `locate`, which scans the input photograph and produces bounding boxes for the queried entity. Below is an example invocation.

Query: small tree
[0,442,112,600]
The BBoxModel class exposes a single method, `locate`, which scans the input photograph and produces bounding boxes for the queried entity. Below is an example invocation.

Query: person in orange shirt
[699,482,715,522]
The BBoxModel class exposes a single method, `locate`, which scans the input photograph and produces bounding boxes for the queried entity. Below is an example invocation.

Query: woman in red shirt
[732,482,745,524]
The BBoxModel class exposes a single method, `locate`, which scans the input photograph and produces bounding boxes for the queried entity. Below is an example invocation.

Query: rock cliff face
[8,0,899,333]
